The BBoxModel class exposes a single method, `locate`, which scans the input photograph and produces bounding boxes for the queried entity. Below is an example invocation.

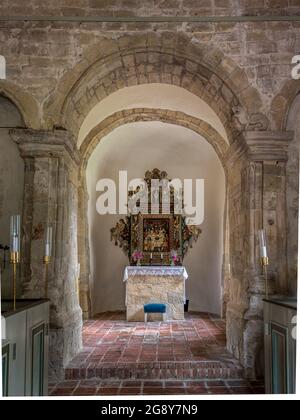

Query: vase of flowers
[170,251,179,266]
[132,250,143,266]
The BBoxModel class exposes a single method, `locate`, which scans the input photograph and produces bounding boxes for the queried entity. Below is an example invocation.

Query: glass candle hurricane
[258,229,268,259]
[45,226,53,258]
[10,215,21,254]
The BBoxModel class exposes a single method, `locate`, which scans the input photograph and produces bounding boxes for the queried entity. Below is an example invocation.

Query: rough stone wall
[126,275,185,322]
[263,160,288,293]
[0,2,300,128]
[1,0,300,18]
[226,145,248,365]
[225,131,292,378]
[77,181,91,319]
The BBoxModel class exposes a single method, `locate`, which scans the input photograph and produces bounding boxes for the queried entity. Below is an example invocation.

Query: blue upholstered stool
[144,303,167,322]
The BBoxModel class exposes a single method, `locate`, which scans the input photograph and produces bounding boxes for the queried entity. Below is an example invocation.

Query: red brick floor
[49,379,265,396]
[49,312,265,396]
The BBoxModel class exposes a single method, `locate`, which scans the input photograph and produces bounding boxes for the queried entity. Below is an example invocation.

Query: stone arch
[270,79,300,131]
[77,107,229,319]
[0,80,41,129]
[79,108,229,172]
[44,33,265,142]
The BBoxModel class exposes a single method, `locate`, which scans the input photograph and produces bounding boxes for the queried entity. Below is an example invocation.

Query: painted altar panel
[130,214,181,266]
[143,217,170,253]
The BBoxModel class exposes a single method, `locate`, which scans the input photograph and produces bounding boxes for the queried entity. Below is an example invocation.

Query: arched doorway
[62,44,273,378]
[76,84,230,321]
[86,121,226,317]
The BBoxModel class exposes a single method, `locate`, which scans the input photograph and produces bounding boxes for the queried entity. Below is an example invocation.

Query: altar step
[63,312,245,384]
[65,360,245,381]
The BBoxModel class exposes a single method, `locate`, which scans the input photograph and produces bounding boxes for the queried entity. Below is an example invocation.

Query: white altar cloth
[123,266,188,282]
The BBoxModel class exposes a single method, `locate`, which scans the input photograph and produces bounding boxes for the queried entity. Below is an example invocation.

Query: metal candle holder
[44,226,53,299]
[10,251,20,312]
[10,215,21,312]
[258,230,269,299]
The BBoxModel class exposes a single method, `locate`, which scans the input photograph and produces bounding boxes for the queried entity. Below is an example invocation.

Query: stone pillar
[245,131,292,294]
[10,128,83,382]
[226,131,293,378]
[78,174,91,320]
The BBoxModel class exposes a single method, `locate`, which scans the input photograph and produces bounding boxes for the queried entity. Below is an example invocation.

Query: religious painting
[131,214,175,266]
[143,218,170,253]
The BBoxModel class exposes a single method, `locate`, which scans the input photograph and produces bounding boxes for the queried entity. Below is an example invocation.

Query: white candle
[261,246,267,258]
[13,237,18,253]
[45,226,53,257]
[161,253,163,260]
[258,229,268,259]
[10,215,20,253]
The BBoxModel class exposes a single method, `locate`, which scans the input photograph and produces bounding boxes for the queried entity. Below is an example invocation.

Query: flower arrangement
[170,251,180,266]
[132,250,143,265]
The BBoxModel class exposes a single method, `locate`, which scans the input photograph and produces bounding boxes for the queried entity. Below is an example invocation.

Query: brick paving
[49,379,265,396]
[49,312,265,396]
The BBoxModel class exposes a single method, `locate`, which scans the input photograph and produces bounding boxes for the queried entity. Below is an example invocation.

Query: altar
[124,266,188,322]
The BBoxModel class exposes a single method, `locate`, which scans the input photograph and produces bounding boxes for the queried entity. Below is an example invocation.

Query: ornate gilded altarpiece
[111,169,201,266]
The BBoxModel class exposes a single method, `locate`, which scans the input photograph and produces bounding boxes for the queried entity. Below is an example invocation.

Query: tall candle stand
[10,215,21,312]
[10,251,20,312]
[258,229,269,300]
[44,226,53,299]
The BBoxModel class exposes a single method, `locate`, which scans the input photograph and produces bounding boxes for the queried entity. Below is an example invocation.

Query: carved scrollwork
[110,216,130,255]
[182,221,202,256]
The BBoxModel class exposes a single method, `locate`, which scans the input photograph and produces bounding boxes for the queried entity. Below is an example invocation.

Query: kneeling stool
[144,303,167,322]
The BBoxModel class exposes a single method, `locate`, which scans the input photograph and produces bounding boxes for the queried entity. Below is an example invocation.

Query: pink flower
[132,250,143,261]
[170,252,180,265]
